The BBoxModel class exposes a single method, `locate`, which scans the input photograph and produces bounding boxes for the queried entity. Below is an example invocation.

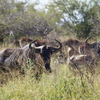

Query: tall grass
[0,42,100,100]
[0,63,100,100]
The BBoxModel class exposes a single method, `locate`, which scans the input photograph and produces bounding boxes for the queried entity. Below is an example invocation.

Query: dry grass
[0,41,100,100]
[0,63,100,100]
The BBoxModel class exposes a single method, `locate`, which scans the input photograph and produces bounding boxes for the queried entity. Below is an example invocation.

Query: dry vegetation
[0,38,100,100]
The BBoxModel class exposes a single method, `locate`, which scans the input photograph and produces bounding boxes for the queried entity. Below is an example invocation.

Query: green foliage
[47,0,100,38]
[21,58,35,78]
[0,0,100,40]
[23,58,34,72]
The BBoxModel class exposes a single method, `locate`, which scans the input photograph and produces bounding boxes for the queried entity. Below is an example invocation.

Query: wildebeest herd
[0,36,100,80]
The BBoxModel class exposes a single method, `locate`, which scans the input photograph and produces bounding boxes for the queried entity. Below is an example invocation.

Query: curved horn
[29,40,45,50]
[50,39,62,52]
[84,35,92,43]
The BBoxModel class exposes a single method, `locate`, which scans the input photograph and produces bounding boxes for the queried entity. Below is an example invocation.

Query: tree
[0,0,55,41]
[46,0,100,38]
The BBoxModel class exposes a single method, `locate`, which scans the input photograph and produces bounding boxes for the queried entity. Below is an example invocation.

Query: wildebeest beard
[39,46,52,73]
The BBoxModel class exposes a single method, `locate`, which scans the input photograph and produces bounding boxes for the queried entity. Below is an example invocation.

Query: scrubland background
[0,0,100,100]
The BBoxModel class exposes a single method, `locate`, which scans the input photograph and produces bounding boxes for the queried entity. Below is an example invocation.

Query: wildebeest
[58,38,90,64]
[68,42,100,74]
[66,36,100,75]
[57,39,81,64]
[61,37,90,54]
[62,37,97,74]
[66,45,96,75]
[0,39,62,76]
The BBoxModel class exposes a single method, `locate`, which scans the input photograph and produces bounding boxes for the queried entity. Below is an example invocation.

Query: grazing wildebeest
[1,39,62,76]
[76,41,100,74]
[65,37,97,74]
[57,39,81,64]
[66,36,100,75]
[66,45,96,75]
[61,37,90,55]
[58,37,90,64]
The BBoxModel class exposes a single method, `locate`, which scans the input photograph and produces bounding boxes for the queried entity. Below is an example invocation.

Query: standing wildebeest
[1,39,62,75]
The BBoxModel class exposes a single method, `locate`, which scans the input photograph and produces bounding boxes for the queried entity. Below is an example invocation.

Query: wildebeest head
[29,39,62,72]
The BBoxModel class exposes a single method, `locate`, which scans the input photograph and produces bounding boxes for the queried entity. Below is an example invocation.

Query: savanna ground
[0,39,100,100]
